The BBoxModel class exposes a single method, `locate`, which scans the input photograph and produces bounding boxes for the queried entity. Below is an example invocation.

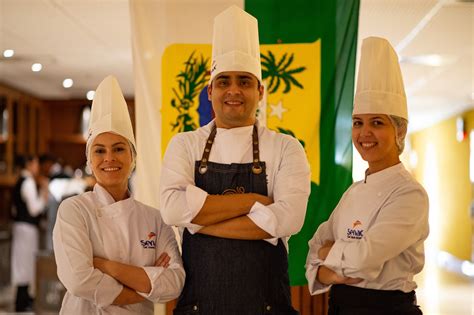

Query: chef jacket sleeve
[305,214,337,295]
[21,176,45,217]
[137,218,185,303]
[247,137,310,243]
[323,184,429,281]
[160,134,205,233]
[53,198,123,308]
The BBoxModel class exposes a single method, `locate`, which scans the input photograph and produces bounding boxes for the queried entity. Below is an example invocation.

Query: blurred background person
[11,155,49,312]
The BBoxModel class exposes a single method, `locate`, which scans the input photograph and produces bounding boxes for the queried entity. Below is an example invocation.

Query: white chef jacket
[305,163,429,295]
[53,184,185,315]
[160,120,311,246]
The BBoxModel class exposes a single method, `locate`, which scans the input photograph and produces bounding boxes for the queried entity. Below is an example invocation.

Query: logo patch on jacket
[347,220,364,239]
[140,231,157,249]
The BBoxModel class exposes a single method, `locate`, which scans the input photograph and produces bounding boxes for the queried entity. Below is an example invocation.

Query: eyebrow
[93,142,127,147]
[215,74,253,80]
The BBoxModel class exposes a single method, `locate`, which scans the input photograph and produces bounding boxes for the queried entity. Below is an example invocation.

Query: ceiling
[0,0,472,132]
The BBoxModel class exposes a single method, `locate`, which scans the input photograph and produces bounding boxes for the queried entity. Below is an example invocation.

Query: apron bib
[175,124,297,315]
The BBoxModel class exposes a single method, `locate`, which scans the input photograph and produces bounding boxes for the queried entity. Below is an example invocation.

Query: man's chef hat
[210,5,262,84]
[86,75,136,166]
[353,37,408,121]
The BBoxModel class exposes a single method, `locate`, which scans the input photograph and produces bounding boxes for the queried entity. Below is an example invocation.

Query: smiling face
[352,113,400,174]
[90,132,132,195]
[207,71,264,128]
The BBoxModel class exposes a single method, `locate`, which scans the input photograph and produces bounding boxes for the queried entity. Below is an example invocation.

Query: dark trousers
[329,284,422,315]
[15,285,33,312]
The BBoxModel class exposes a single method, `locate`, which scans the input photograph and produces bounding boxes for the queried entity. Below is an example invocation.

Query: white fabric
[210,5,262,83]
[305,163,429,295]
[53,184,184,315]
[129,0,242,213]
[353,37,408,120]
[86,75,136,161]
[11,222,39,286]
[160,120,311,247]
[20,170,45,216]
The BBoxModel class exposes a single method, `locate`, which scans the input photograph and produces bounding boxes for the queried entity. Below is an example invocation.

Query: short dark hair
[15,155,37,169]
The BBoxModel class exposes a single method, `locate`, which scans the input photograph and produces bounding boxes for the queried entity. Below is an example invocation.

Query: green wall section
[246,0,359,285]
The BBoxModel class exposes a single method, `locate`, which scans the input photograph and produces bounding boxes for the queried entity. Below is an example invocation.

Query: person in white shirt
[305,37,429,315]
[160,6,310,314]
[11,155,48,312]
[53,76,185,315]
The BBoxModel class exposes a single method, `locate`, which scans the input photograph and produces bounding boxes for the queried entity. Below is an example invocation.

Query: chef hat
[353,37,408,121]
[210,5,262,83]
[86,75,136,169]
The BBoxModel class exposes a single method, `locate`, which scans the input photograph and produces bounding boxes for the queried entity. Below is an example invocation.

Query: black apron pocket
[173,302,200,315]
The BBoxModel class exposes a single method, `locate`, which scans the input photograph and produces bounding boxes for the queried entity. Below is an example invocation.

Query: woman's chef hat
[210,5,262,84]
[86,75,136,164]
[353,37,408,121]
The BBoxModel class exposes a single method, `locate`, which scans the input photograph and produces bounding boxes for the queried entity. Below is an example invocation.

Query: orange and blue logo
[347,220,364,239]
[140,231,157,249]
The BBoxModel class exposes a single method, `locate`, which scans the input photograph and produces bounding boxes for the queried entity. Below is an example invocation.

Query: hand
[154,252,171,268]
[317,265,363,285]
[252,193,273,206]
[93,257,108,272]
[318,240,334,260]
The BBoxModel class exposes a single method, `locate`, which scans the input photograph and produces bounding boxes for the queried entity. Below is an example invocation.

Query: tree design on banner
[170,51,209,132]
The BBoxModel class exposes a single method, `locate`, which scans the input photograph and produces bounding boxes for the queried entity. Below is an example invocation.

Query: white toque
[353,37,408,121]
[210,5,262,84]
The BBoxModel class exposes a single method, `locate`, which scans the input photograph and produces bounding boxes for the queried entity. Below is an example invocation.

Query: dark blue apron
[174,124,297,315]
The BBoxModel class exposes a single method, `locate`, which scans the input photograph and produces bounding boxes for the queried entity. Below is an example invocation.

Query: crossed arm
[193,193,273,239]
[93,253,171,305]
[316,241,362,285]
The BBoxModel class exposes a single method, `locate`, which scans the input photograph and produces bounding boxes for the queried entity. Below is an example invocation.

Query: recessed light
[400,54,453,67]
[31,63,42,72]
[86,90,95,100]
[63,78,73,88]
[3,49,14,58]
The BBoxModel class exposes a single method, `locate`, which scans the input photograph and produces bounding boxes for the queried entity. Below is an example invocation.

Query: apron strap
[199,123,262,175]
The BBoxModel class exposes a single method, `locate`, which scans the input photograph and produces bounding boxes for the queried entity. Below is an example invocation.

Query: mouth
[359,142,377,149]
[224,99,243,106]
[101,167,121,172]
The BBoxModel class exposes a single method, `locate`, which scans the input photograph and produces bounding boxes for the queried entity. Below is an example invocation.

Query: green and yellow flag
[133,0,359,286]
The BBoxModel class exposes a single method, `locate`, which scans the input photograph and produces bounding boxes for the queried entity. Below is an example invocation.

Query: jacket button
[193,305,198,311]
[266,305,271,311]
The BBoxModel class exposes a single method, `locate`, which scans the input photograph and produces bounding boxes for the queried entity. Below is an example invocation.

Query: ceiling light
[31,63,42,72]
[86,90,95,100]
[400,54,452,67]
[3,49,14,58]
[63,78,73,88]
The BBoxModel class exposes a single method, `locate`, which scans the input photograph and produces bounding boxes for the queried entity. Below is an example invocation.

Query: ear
[258,83,264,101]
[207,84,212,101]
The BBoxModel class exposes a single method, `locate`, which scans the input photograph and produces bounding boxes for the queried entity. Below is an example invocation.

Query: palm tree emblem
[170,51,210,132]
[261,51,306,94]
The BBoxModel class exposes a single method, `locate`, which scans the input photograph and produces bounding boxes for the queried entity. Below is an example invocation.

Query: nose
[359,124,373,137]
[226,81,242,95]
[104,150,116,162]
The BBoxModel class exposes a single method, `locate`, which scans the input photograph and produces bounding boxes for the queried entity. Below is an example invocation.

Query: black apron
[175,124,297,315]
[329,284,422,315]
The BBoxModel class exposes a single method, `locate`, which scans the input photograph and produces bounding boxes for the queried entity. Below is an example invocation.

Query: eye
[216,79,228,87]
[240,79,251,87]
[352,120,362,127]
[373,120,384,126]
[113,147,126,153]
[94,148,105,154]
